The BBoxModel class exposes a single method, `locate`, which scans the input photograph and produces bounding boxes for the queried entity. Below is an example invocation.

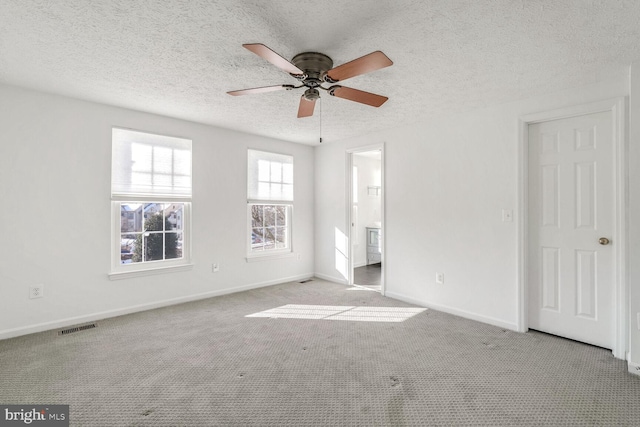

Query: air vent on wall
[58,323,97,336]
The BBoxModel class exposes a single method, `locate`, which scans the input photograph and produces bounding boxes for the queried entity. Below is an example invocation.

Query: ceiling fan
[228,43,393,118]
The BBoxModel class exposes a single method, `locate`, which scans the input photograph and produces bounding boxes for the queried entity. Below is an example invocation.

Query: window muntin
[111,128,192,276]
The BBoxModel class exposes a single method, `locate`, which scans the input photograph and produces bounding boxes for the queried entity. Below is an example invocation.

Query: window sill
[246,252,296,263]
[109,263,194,281]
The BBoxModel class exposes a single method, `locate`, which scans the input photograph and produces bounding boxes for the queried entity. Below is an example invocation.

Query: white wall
[315,77,630,333]
[0,84,314,339]
[314,141,348,284]
[353,154,381,267]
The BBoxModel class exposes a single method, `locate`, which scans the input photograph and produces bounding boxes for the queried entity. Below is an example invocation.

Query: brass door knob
[599,237,610,245]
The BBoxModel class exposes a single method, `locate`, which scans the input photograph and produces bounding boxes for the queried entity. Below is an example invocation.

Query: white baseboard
[385,290,519,331]
[313,272,348,285]
[0,273,314,341]
[628,357,640,377]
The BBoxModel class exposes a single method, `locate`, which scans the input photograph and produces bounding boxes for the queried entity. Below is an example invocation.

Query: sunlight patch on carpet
[246,304,427,322]
[346,285,381,292]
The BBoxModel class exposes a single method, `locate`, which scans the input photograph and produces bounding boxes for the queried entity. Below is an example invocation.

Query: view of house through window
[120,203,184,264]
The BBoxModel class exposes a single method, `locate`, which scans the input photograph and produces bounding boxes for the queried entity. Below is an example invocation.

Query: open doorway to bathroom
[348,146,383,293]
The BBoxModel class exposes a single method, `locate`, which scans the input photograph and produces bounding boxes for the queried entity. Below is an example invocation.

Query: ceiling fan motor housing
[291,52,334,87]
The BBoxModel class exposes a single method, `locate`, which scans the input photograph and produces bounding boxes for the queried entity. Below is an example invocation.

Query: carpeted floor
[1,279,639,426]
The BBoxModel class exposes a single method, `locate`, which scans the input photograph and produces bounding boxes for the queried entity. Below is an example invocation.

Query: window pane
[120,204,142,233]
[258,182,270,199]
[144,205,164,231]
[176,232,183,258]
[251,205,263,227]
[120,234,140,264]
[131,143,152,172]
[276,206,286,226]
[165,203,183,231]
[269,183,281,200]
[265,227,276,249]
[264,206,276,227]
[153,146,173,173]
[165,232,181,259]
[252,228,264,251]
[173,149,191,175]
[270,161,282,182]
[258,160,270,182]
[276,226,287,248]
[144,233,164,261]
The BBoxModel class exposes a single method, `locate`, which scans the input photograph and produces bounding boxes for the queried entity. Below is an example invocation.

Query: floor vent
[58,323,97,336]
[299,279,314,283]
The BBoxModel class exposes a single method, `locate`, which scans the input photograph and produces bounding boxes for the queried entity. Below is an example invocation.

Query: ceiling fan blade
[243,43,304,75]
[325,51,393,82]
[329,86,388,107]
[297,96,316,118]
[227,85,293,96]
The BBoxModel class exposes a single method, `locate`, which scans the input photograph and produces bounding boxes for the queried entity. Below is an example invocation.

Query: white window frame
[246,149,294,261]
[109,128,193,280]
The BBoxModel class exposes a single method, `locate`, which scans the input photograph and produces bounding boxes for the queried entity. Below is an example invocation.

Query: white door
[528,111,614,349]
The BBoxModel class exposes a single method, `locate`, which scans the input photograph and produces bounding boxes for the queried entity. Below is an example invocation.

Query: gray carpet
[354,264,382,292]
[1,279,639,426]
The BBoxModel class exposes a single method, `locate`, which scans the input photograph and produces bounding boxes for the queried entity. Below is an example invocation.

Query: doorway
[348,146,384,293]
[519,98,627,359]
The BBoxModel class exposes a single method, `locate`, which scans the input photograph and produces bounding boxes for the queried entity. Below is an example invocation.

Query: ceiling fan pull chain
[319,97,323,143]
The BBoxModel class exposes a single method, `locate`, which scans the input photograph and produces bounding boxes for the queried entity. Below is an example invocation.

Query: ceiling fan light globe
[303,88,320,101]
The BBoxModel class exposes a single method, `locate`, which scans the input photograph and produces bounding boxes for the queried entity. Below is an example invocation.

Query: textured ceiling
[1,0,640,145]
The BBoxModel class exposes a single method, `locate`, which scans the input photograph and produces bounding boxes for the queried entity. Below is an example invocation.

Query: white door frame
[346,143,385,295]
[517,97,627,359]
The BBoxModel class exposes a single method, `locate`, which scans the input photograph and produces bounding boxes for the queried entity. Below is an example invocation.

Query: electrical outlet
[212,263,220,273]
[29,285,43,299]
[435,273,444,285]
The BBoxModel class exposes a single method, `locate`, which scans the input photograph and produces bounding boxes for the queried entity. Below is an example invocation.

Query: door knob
[599,237,610,245]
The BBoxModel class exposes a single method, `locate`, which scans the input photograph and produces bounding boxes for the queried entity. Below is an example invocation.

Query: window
[110,128,192,278]
[247,149,293,258]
